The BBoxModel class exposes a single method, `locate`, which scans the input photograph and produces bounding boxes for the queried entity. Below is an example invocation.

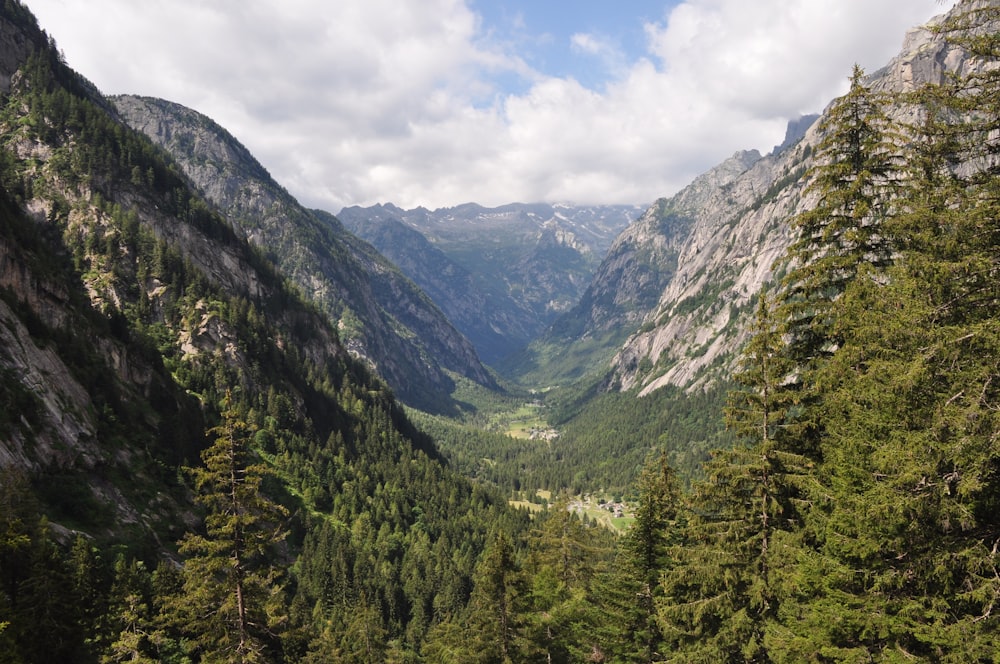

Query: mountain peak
[772,114,820,155]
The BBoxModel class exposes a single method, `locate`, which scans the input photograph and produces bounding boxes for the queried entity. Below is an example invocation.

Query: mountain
[514,4,967,396]
[610,6,972,395]
[111,95,495,412]
[337,202,641,364]
[608,139,810,394]
[6,1,1000,660]
[0,3,521,658]
[502,149,764,386]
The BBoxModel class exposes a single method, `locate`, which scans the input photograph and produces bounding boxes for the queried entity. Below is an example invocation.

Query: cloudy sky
[28,0,954,212]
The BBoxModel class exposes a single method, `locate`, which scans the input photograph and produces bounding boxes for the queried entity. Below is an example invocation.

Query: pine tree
[658,291,815,663]
[166,392,290,663]
[613,453,682,663]
[466,531,524,664]
[0,469,37,664]
[725,291,796,452]
[100,556,158,664]
[520,503,614,663]
[788,250,1000,660]
[303,592,387,664]
[775,65,904,459]
[773,8,1000,658]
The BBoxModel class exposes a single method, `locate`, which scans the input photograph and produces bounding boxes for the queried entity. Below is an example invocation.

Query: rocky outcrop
[503,148,768,386]
[612,141,813,393]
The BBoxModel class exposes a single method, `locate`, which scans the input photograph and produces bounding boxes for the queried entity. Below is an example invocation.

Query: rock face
[543,1,979,396]
[338,202,641,364]
[113,95,495,411]
[579,149,765,341]
[611,142,812,394]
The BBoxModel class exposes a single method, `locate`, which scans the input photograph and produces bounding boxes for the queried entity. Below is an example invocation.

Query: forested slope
[645,3,1000,659]
[395,2,1000,660]
[0,3,524,660]
[111,94,495,414]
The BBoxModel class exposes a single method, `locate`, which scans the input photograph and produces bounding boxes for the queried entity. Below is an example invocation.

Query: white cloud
[28,0,954,211]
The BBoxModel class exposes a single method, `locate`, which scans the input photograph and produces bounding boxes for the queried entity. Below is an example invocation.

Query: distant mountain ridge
[504,148,767,386]
[337,201,642,363]
[112,95,496,411]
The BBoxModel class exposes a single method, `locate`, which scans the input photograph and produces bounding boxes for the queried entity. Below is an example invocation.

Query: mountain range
[0,3,526,657]
[336,201,641,364]
[502,8,971,397]
[56,0,977,451]
[111,94,496,413]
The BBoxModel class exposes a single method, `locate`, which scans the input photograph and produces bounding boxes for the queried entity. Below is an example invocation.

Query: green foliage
[164,394,290,663]
[595,454,683,663]
[652,13,1000,661]
[549,385,734,493]
[420,382,732,497]
[0,4,529,660]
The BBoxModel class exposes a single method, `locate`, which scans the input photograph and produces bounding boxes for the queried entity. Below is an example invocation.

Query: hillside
[475,1,995,499]
[110,95,496,413]
[5,0,1000,661]
[0,3,523,660]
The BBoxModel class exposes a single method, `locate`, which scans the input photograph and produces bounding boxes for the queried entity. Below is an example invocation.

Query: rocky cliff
[0,0,481,551]
[112,95,495,411]
[615,2,990,395]
[540,2,976,396]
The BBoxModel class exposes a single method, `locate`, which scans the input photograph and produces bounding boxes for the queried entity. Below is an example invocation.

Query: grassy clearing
[611,517,635,530]
[503,402,550,439]
[508,489,553,515]
[508,499,546,513]
[576,504,630,532]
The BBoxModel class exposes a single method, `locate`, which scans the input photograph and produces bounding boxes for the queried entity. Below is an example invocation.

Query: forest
[2,0,1000,662]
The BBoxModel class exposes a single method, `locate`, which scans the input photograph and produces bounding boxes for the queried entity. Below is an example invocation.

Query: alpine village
[2,1,1000,662]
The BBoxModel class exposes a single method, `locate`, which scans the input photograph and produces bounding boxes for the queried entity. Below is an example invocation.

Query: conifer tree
[520,503,614,663]
[775,65,903,458]
[773,8,1000,658]
[0,469,40,663]
[658,291,815,663]
[166,392,290,663]
[658,449,778,662]
[725,291,795,451]
[614,453,681,663]
[465,531,524,664]
[100,556,157,664]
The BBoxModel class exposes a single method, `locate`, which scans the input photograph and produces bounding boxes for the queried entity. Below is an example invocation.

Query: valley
[3,1,1000,662]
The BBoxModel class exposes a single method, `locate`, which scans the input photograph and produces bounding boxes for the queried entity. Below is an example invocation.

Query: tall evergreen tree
[775,65,904,459]
[771,8,1000,658]
[520,503,614,663]
[465,531,524,664]
[658,292,814,663]
[165,392,290,663]
[614,453,682,663]
[100,557,157,664]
